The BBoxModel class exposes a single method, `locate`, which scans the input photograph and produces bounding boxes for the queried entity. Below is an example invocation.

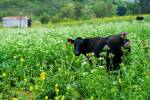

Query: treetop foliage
[0,0,149,23]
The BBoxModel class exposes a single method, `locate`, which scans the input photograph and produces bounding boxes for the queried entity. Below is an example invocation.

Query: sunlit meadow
[0,16,150,99]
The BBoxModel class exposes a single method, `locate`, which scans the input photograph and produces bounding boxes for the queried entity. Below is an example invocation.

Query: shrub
[40,13,50,24]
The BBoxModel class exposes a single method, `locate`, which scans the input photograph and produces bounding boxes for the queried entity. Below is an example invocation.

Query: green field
[0,17,150,100]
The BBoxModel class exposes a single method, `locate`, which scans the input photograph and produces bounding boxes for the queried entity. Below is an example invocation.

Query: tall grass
[0,18,150,99]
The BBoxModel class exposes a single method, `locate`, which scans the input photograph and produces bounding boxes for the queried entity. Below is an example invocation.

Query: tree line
[0,0,150,23]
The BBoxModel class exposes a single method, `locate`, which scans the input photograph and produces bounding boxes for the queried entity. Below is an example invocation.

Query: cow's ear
[68,39,74,44]
[77,37,82,39]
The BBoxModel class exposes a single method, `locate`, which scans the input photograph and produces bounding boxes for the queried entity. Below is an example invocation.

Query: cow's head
[68,37,84,56]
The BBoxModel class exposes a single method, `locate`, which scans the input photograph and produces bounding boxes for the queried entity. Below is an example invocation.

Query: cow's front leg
[94,53,100,58]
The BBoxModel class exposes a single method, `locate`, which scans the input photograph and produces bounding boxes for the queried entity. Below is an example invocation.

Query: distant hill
[0,0,100,19]
[0,0,149,22]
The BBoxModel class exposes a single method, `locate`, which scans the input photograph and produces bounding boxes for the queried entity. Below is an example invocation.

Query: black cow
[68,33,131,71]
[68,37,106,57]
[136,16,144,20]
[104,34,130,71]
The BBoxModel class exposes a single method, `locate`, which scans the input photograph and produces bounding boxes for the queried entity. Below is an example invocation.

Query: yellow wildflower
[90,96,94,100]
[55,84,58,88]
[2,73,6,77]
[20,57,25,63]
[55,88,59,94]
[45,96,48,100]
[40,71,46,81]
[55,84,59,95]
[12,97,18,100]
[61,95,65,100]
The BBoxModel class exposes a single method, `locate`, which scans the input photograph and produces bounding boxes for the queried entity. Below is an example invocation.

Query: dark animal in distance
[68,33,131,72]
[136,16,144,20]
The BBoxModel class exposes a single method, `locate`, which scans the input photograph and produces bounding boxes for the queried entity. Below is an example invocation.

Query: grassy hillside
[0,18,150,99]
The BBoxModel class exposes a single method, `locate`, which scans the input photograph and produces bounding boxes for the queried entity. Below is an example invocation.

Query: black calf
[68,33,131,71]
[136,16,144,20]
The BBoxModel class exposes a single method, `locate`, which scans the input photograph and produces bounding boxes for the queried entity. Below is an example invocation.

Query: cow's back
[106,35,122,54]
[82,37,106,54]
[83,37,106,54]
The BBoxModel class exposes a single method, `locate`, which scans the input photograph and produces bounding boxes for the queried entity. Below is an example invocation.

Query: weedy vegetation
[0,16,150,100]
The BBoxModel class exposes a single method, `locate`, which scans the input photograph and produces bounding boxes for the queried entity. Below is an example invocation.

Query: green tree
[40,13,50,24]
[139,0,150,13]
[126,2,141,15]
[93,1,116,18]
[74,2,84,20]
[117,6,127,16]
[59,3,75,19]
[113,0,127,16]
[81,5,95,20]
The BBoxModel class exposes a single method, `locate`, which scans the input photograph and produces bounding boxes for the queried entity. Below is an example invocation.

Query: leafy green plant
[40,13,50,24]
